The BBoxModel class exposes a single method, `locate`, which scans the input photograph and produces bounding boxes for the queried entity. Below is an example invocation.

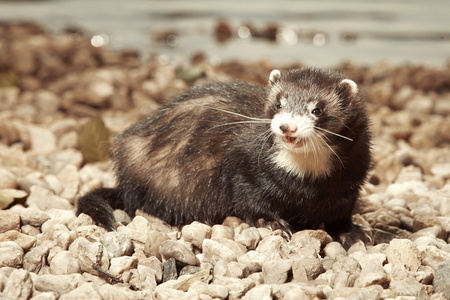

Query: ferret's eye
[311,108,323,116]
[276,103,282,110]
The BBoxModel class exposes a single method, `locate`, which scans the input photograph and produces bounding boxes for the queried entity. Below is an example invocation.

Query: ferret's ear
[339,79,358,100]
[269,69,281,86]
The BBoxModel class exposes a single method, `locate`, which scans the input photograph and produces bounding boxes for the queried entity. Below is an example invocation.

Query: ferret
[77,67,372,248]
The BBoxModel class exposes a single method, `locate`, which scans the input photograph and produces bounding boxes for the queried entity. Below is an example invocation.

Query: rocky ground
[0,22,450,300]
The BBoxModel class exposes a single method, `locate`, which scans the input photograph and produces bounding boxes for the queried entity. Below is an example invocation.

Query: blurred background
[0,0,449,67]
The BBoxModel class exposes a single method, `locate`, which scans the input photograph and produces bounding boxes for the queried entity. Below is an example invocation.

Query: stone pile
[0,22,450,299]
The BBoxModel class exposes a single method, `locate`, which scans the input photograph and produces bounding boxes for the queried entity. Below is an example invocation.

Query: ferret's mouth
[282,136,305,148]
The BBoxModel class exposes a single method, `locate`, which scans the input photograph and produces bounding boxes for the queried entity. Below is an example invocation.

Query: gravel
[1,22,450,299]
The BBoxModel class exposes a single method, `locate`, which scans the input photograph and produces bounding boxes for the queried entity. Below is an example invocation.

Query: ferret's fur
[77,67,372,248]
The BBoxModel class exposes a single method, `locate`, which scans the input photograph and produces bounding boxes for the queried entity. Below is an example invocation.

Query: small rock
[42,223,71,249]
[2,269,33,300]
[323,242,347,259]
[56,164,80,201]
[44,208,77,228]
[34,274,85,295]
[389,277,426,299]
[22,241,53,273]
[386,181,429,197]
[237,250,266,273]
[139,256,163,282]
[159,240,200,267]
[290,230,324,254]
[292,260,310,282]
[203,238,247,265]
[17,207,50,227]
[255,235,289,259]
[49,251,81,275]
[332,256,361,276]
[27,185,72,211]
[179,265,201,277]
[385,239,421,271]
[75,225,104,243]
[414,265,434,284]
[242,284,272,300]
[293,257,323,280]
[68,237,110,276]
[21,224,41,236]
[0,230,36,251]
[0,168,17,189]
[234,227,261,250]
[144,230,169,259]
[211,224,234,240]
[181,221,212,249]
[227,261,250,278]
[162,257,178,282]
[68,213,95,230]
[433,259,450,299]
[28,125,56,154]
[59,282,102,300]
[134,264,157,290]
[44,174,64,195]
[109,256,138,277]
[419,246,450,270]
[213,276,255,300]
[262,259,292,284]
[119,216,151,244]
[0,210,20,233]
[0,241,24,268]
[98,283,142,300]
[188,281,229,299]
[103,231,134,258]
[325,286,382,300]
[354,258,390,287]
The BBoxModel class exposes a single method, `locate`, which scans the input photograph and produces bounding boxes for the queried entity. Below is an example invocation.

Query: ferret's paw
[256,218,293,240]
[338,224,373,250]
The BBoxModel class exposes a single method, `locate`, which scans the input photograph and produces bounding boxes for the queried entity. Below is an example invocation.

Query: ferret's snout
[279,124,297,134]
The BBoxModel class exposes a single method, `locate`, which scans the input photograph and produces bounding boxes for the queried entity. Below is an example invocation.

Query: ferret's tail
[76,188,123,231]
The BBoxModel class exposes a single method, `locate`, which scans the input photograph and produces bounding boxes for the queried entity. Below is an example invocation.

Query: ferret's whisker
[199,105,271,122]
[314,126,353,142]
[207,120,271,133]
[257,129,274,167]
[317,134,344,167]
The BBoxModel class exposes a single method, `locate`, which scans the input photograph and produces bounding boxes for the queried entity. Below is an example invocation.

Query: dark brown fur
[77,67,372,248]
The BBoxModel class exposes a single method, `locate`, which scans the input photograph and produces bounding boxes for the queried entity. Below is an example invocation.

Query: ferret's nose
[280,124,297,134]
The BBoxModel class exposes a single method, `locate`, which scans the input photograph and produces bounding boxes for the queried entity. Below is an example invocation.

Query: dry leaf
[78,117,111,163]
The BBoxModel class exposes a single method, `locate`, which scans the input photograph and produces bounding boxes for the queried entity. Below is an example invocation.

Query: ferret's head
[266,67,359,154]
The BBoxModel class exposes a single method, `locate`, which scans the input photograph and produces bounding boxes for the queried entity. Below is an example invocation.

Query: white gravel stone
[0,241,24,268]
[49,251,81,275]
[68,237,110,276]
[0,210,21,233]
[159,239,200,266]
[211,225,234,240]
[2,269,33,300]
[234,227,261,250]
[0,168,17,189]
[109,256,138,277]
[255,235,289,259]
[386,239,422,272]
[182,221,212,249]
[34,274,85,295]
[323,242,347,259]
[59,282,102,300]
[75,225,104,243]
[103,231,134,258]
[0,230,37,251]
[27,185,72,211]
[203,238,247,265]
[262,259,292,284]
